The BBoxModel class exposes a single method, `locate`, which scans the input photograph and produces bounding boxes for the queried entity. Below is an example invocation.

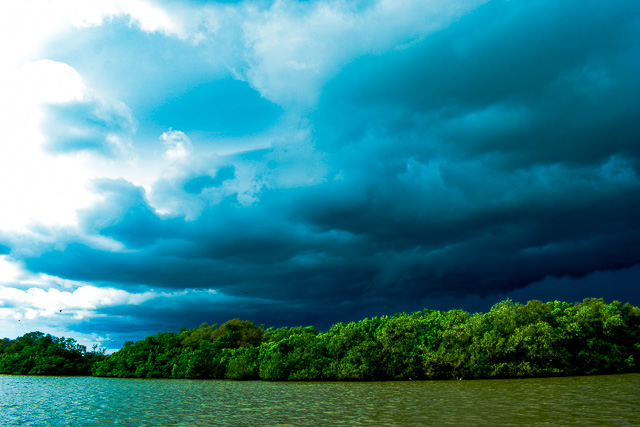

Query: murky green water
[1,374,639,426]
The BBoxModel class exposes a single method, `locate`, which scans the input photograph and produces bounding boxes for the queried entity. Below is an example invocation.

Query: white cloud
[18,60,86,104]
[122,0,184,37]
[0,60,103,232]
[0,256,21,284]
[0,0,185,234]
[160,129,193,160]
[0,0,183,70]
[0,282,189,323]
[0,286,148,315]
[0,280,191,351]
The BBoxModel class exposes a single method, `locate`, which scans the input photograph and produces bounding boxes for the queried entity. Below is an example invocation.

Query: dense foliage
[0,332,105,375]
[3,298,639,380]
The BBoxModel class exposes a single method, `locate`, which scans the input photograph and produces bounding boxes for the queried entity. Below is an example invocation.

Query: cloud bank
[1,0,639,345]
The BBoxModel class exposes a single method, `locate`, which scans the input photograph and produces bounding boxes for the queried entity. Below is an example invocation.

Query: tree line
[0,331,104,376]
[2,298,639,380]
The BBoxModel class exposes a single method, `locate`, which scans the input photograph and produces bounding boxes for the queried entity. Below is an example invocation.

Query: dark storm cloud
[294,0,640,302]
[314,0,640,168]
[14,0,640,331]
[70,290,347,348]
[25,178,367,302]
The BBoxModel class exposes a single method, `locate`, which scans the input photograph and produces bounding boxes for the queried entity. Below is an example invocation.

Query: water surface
[1,374,639,426]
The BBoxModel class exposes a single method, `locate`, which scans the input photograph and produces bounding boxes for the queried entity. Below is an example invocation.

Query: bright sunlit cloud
[160,129,193,160]
[0,1,182,233]
[0,256,21,284]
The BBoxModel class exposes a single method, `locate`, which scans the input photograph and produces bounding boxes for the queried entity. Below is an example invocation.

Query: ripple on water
[0,374,639,426]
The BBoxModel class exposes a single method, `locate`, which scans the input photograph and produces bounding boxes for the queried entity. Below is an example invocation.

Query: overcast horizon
[1,0,639,351]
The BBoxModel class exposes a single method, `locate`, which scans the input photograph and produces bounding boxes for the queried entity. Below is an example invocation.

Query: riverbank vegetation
[2,298,639,380]
[0,332,104,376]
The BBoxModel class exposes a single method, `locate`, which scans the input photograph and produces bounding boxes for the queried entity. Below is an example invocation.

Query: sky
[0,0,639,351]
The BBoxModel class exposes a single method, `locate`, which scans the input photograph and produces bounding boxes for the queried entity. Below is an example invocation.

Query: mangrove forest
[1,298,639,381]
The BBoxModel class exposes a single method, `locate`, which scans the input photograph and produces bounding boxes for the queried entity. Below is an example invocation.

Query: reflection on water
[1,374,639,426]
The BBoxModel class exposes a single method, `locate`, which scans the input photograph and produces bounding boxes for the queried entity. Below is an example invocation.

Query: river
[1,374,639,426]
